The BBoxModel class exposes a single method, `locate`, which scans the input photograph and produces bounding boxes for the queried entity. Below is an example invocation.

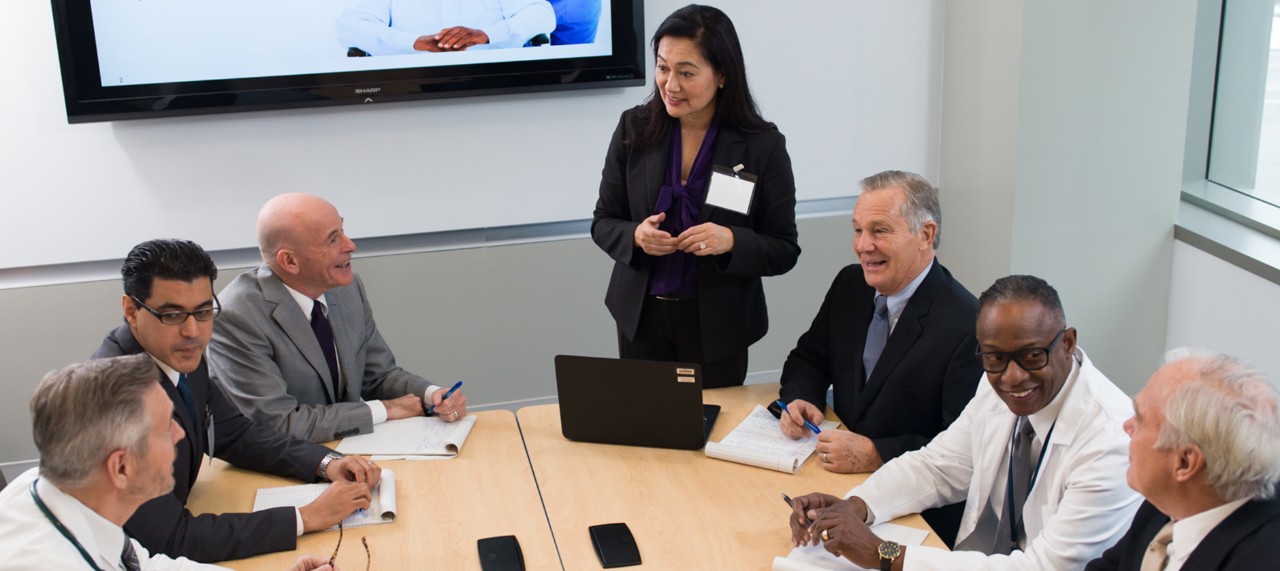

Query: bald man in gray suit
[208,193,469,442]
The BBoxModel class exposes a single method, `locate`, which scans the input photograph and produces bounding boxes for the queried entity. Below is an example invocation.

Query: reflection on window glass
[1208,2,1280,206]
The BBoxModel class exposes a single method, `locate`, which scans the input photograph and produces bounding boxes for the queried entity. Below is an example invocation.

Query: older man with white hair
[0,355,335,571]
[1087,349,1280,570]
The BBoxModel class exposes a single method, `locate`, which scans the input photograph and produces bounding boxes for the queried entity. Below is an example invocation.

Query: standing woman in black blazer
[592,4,799,388]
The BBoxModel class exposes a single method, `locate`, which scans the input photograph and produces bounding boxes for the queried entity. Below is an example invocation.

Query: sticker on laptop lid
[676,368,696,375]
[677,376,696,383]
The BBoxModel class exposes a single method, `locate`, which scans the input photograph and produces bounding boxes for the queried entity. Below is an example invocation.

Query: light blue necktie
[862,295,890,383]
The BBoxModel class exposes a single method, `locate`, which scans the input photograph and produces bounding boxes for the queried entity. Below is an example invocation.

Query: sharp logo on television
[355,88,382,95]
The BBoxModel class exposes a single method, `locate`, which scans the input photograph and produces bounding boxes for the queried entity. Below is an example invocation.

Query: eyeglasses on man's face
[130,295,221,325]
[976,328,1068,374]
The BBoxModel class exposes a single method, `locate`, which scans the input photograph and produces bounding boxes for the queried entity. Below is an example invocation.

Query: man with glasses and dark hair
[91,239,381,563]
[786,275,1141,570]
[0,355,336,571]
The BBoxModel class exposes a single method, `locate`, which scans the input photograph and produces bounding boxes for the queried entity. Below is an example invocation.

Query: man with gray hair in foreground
[0,355,336,571]
[1086,349,1280,570]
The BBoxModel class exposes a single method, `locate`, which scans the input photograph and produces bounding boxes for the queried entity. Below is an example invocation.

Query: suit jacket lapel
[327,288,363,402]
[1184,494,1280,567]
[850,263,941,420]
[260,267,338,404]
[637,129,669,220]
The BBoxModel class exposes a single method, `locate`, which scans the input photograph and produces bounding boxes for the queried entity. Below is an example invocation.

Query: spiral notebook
[253,469,398,530]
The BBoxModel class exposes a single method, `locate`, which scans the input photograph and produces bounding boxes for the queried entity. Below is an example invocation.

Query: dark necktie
[121,536,141,571]
[175,373,196,422]
[310,300,342,401]
[993,416,1036,554]
[862,295,890,383]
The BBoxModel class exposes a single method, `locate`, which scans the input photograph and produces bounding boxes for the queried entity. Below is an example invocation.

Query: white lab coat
[849,349,1141,571]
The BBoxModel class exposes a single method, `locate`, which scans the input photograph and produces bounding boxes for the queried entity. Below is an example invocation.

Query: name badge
[706,164,757,215]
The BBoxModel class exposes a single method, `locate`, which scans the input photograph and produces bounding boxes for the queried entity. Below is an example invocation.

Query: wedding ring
[699,242,707,250]
[821,452,828,463]
[453,411,460,419]
[820,529,830,541]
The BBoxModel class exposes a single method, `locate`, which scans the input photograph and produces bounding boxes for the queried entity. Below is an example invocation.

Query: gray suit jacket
[209,264,433,442]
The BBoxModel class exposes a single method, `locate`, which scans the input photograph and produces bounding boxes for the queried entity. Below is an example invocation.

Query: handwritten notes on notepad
[704,405,839,473]
[335,414,477,458]
[253,469,398,530]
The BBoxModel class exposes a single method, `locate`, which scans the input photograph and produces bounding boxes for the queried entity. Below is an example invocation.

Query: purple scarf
[648,118,720,296]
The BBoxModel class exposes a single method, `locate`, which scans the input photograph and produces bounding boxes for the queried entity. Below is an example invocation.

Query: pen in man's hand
[781,493,811,525]
[427,381,464,415]
[775,400,821,435]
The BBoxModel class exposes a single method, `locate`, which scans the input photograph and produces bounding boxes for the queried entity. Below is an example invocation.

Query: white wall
[4,0,943,270]
[1167,240,1280,380]
[940,0,1199,395]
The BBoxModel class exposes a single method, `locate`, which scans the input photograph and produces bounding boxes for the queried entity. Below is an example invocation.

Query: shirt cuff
[294,508,304,537]
[367,400,388,424]
[425,385,442,402]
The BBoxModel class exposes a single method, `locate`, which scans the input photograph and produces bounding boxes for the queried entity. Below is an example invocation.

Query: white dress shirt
[0,468,222,570]
[1164,498,1251,570]
[880,259,934,334]
[283,283,441,425]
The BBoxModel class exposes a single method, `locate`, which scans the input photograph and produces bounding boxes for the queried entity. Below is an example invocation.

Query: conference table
[188,384,945,570]
[187,410,561,570]
[518,383,947,569]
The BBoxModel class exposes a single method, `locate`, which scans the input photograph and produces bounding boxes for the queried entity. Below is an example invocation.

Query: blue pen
[776,400,821,435]
[427,381,464,415]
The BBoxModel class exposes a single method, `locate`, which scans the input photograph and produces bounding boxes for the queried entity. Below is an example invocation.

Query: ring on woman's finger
[820,529,830,541]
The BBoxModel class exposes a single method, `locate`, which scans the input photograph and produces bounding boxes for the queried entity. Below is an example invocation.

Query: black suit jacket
[778,262,981,462]
[591,106,800,362]
[93,323,331,563]
[1086,492,1280,570]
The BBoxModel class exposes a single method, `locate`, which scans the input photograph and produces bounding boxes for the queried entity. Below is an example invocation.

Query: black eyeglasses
[328,521,371,571]
[130,295,221,325]
[976,328,1068,374]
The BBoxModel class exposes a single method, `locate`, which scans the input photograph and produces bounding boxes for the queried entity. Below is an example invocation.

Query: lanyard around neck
[1005,418,1056,549]
[29,478,109,571]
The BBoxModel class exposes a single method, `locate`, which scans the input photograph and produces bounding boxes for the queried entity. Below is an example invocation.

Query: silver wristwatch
[316,452,344,481]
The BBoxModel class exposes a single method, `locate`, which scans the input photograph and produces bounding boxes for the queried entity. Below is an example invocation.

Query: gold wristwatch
[878,540,902,571]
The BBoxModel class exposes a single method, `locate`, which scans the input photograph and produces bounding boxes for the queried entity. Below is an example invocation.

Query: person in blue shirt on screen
[336,0,556,55]
[549,0,601,45]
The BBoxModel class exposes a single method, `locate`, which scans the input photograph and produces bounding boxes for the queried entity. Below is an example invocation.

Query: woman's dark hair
[633,4,772,147]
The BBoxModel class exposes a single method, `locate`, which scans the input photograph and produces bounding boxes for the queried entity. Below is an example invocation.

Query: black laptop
[554,355,721,450]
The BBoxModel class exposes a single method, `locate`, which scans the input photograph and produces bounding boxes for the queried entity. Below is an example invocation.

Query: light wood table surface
[516,383,947,570]
[186,410,559,570]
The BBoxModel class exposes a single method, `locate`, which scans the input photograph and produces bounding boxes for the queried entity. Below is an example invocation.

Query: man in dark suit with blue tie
[778,171,981,474]
[1086,349,1280,571]
[92,239,381,563]
[777,171,981,545]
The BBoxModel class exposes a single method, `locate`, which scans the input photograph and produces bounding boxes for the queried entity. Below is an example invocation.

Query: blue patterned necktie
[175,373,196,422]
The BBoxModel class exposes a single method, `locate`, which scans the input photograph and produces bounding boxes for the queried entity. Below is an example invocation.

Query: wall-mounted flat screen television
[49,0,645,123]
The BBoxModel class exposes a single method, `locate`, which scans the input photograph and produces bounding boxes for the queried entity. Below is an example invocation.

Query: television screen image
[51,0,642,122]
